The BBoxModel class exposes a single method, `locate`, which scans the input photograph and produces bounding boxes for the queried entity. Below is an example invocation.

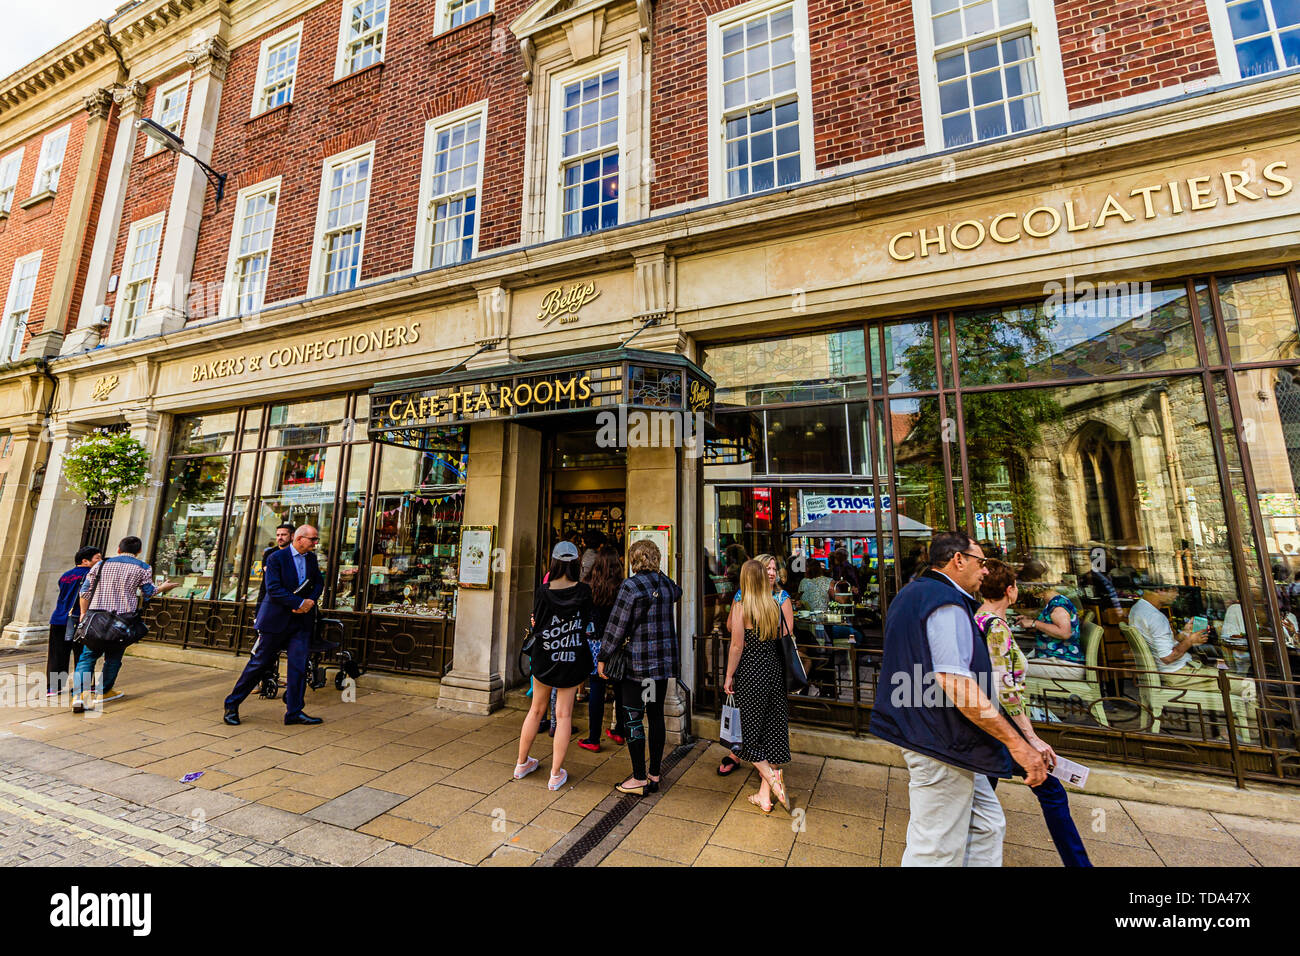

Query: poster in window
[458,525,495,589]
[627,525,672,576]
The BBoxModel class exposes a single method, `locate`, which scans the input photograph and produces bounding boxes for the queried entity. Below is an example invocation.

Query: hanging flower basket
[61,429,152,505]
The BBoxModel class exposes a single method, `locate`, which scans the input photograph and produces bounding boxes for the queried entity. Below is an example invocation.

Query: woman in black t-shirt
[514,541,593,792]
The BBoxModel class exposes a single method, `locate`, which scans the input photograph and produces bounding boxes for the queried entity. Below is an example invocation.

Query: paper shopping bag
[720,694,742,746]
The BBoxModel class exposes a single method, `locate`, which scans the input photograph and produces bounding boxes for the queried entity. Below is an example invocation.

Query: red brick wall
[1056,0,1220,109]
[650,0,924,210]
[186,0,531,319]
[0,111,89,346]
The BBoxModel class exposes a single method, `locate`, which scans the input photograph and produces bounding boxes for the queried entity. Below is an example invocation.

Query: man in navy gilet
[870,531,1046,866]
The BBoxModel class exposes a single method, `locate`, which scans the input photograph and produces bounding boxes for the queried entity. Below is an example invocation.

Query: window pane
[267,396,349,446]
[874,319,940,394]
[962,375,1254,733]
[171,412,240,455]
[953,282,1208,385]
[154,456,231,599]
[703,329,868,407]
[1217,270,1300,363]
[369,443,467,617]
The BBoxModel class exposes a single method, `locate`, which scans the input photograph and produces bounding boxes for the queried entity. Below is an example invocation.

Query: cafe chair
[1117,622,1257,744]
[1025,619,1108,727]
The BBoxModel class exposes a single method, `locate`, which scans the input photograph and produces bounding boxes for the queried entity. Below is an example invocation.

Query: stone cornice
[52,72,1300,377]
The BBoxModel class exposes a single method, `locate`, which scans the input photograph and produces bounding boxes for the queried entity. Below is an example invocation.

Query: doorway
[540,425,627,563]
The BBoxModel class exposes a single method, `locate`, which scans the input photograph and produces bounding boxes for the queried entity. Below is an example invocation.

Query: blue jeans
[73,644,124,696]
[1031,776,1093,867]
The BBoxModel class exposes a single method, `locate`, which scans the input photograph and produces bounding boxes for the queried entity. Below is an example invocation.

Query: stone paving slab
[305,785,408,828]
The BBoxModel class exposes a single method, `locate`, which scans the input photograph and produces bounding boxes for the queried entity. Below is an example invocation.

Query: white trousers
[900,749,1005,867]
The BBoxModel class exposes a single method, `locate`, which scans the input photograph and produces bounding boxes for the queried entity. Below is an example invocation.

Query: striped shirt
[79,555,157,615]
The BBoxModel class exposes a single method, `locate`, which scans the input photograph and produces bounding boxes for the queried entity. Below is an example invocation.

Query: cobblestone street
[0,651,1296,867]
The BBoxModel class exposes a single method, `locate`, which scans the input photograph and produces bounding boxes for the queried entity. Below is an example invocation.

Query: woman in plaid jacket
[597,539,681,796]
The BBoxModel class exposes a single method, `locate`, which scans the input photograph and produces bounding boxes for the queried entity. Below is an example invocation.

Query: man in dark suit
[255,523,295,609]
[223,525,324,726]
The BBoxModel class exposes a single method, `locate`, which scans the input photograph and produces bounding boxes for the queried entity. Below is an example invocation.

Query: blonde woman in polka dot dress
[724,558,794,814]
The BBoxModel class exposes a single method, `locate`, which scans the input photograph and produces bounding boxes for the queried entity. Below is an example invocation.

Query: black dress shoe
[284,713,323,725]
[223,708,240,726]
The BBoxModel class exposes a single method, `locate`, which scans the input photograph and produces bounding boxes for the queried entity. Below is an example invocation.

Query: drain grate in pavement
[551,742,696,868]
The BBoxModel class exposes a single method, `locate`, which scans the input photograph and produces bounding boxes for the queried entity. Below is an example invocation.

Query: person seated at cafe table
[829,548,859,592]
[797,559,833,613]
[1014,559,1086,681]
[1129,583,1254,700]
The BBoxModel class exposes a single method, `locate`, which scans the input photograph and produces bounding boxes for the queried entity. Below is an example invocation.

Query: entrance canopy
[787,511,932,538]
[368,348,715,451]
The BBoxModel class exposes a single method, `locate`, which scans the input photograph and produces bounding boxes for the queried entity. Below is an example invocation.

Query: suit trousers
[900,749,1005,867]
[226,624,311,718]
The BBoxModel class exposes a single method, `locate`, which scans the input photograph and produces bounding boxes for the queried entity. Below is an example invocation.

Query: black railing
[140,597,454,678]
[693,631,1300,788]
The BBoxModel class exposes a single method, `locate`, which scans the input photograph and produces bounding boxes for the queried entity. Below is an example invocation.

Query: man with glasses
[223,525,325,727]
[869,530,1046,866]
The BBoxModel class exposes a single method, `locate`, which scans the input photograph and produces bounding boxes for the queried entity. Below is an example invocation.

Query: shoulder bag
[604,582,654,683]
[778,605,809,693]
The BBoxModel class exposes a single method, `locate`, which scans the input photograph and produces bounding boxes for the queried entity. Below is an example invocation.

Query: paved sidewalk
[0,653,1295,866]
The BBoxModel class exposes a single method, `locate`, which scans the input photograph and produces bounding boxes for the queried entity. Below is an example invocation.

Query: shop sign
[801,494,892,524]
[888,160,1293,262]
[536,281,600,327]
[189,321,421,383]
[91,375,119,401]
[382,373,595,425]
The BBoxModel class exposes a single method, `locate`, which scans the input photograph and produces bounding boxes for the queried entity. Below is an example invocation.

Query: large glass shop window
[368,441,466,618]
[154,455,231,598]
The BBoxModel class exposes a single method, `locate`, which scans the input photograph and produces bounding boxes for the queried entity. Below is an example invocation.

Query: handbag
[75,609,147,653]
[779,608,809,693]
[603,581,656,683]
[720,693,743,745]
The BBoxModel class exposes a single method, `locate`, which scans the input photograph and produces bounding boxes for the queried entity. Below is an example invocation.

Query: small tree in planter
[61,429,152,505]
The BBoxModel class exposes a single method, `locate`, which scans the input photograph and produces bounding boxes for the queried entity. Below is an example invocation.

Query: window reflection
[155,456,230,598]
[954,280,1208,386]
[702,328,868,408]
[1217,270,1299,364]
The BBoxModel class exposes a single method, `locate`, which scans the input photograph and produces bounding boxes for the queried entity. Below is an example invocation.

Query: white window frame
[31,125,70,196]
[308,143,375,296]
[706,0,816,203]
[251,22,303,116]
[1206,0,1300,81]
[0,148,23,215]
[111,212,165,342]
[0,250,42,362]
[911,0,1067,154]
[221,177,282,317]
[415,101,488,271]
[333,0,389,80]
[434,0,493,34]
[545,51,629,241]
[145,77,190,157]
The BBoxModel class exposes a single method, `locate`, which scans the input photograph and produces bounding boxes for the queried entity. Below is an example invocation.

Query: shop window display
[334,442,371,610]
[367,442,466,617]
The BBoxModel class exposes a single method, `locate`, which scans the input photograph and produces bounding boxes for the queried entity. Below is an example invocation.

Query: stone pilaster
[143,36,229,334]
[107,408,169,556]
[0,423,49,629]
[438,422,541,714]
[64,81,146,355]
[2,421,90,647]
